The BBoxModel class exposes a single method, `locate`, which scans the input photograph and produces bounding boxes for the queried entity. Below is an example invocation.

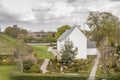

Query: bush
[0,58,16,65]
[23,60,34,72]
[10,73,88,80]
[1,59,10,65]
[29,65,42,73]
[114,67,120,72]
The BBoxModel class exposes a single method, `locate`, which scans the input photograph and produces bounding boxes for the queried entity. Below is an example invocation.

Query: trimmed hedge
[11,76,87,80]
[10,73,88,80]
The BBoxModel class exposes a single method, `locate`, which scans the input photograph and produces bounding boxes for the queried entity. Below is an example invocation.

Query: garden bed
[0,55,17,65]
[47,57,95,76]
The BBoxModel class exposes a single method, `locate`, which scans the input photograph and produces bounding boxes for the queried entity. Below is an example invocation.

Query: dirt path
[40,59,49,73]
[88,51,101,80]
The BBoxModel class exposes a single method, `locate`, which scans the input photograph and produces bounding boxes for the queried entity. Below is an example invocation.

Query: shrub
[29,65,42,73]
[29,65,38,73]
[1,59,9,65]
[0,58,16,65]
[23,60,34,72]
[114,67,120,72]
[10,73,88,80]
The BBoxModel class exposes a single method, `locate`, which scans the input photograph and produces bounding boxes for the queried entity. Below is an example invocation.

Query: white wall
[68,27,87,59]
[57,27,87,59]
[57,41,60,53]
[57,40,65,56]
[87,48,97,55]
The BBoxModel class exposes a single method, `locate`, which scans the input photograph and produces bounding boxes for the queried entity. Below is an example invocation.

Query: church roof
[57,27,75,41]
[57,27,96,48]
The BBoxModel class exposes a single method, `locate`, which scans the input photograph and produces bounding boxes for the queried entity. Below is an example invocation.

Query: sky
[0,0,120,32]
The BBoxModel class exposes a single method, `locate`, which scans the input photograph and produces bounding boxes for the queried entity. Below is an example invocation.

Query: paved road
[88,51,101,80]
[40,59,49,73]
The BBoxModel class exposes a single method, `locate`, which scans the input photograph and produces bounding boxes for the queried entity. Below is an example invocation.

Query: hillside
[0,34,32,55]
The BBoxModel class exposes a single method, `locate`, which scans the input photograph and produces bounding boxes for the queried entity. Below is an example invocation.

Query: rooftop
[57,27,75,41]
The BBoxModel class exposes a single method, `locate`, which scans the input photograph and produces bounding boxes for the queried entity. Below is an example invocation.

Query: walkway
[47,47,61,59]
[88,51,101,80]
[40,59,49,73]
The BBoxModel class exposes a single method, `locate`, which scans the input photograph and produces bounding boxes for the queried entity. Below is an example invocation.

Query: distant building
[35,32,47,38]
[27,31,56,39]
[27,32,47,38]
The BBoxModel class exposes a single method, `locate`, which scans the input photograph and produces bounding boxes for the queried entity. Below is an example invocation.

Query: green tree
[56,25,71,39]
[5,26,20,38]
[99,37,116,74]
[60,39,78,67]
[86,11,120,47]
[20,29,28,35]
[46,32,56,45]
[4,25,28,39]
[87,11,120,74]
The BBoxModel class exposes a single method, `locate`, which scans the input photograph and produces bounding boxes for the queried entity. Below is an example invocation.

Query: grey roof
[87,41,96,48]
[57,27,96,48]
[57,27,75,41]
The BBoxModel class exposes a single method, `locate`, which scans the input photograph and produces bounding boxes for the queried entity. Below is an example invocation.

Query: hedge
[10,72,88,80]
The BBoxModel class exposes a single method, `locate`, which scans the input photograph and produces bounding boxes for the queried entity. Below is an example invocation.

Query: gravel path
[40,59,49,73]
[88,51,101,80]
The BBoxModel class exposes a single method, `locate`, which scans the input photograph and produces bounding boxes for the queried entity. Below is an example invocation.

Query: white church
[57,27,97,59]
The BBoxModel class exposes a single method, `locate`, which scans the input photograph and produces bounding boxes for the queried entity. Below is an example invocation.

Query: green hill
[0,34,32,55]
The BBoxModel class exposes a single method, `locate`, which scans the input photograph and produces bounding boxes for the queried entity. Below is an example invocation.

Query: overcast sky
[0,0,120,31]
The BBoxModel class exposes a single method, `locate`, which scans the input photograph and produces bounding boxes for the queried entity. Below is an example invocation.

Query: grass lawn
[31,45,54,59]
[0,66,16,80]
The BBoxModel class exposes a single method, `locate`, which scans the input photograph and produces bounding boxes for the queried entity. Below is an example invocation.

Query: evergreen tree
[60,39,78,66]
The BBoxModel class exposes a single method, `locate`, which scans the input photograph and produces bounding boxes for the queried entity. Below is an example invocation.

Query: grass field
[0,66,16,80]
[31,45,54,59]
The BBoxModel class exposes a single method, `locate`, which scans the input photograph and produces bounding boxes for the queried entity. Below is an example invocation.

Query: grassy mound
[0,34,32,55]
